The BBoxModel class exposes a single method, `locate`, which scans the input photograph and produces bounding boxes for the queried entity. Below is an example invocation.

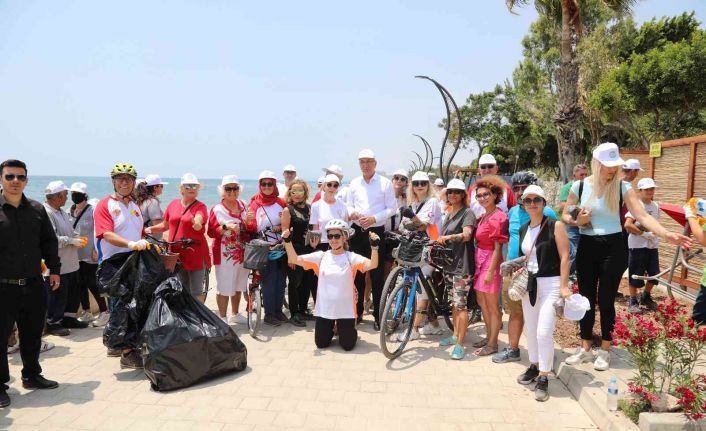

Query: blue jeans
[693,285,706,326]
[260,258,286,317]
[566,226,580,275]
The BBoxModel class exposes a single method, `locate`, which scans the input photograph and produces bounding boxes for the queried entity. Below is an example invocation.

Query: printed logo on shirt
[112,208,121,217]
[130,209,139,217]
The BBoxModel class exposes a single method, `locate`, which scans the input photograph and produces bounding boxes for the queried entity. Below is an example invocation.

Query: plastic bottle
[607,377,619,411]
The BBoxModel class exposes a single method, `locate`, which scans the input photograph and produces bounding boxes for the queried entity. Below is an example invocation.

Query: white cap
[317,176,326,185]
[322,164,344,177]
[446,179,466,191]
[323,174,340,184]
[45,180,69,195]
[637,178,657,190]
[283,164,296,172]
[69,182,88,194]
[180,173,200,185]
[258,170,276,181]
[144,174,168,187]
[564,294,590,321]
[520,185,546,201]
[411,171,429,182]
[358,148,375,159]
[623,159,643,171]
[434,178,444,186]
[592,142,625,167]
[221,175,240,186]
[392,169,408,178]
[478,154,497,165]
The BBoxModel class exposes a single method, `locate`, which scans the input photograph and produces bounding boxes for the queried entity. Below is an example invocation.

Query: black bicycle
[379,232,454,359]
[145,235,210,297]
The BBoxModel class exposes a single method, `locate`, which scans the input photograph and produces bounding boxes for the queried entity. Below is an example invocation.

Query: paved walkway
[3,279,598,431]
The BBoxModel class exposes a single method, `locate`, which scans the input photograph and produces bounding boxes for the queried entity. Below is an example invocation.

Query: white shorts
[215,262,249,296]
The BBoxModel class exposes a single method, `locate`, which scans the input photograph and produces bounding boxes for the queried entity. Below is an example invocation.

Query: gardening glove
[400,206,416,220]
[128,239,150,251]
[68,236,88,248]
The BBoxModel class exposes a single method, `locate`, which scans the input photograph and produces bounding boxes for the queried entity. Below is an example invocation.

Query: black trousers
[576,233,628,341]
[286,265,317,315]
[349,225,385,323]
[78,262,107,313]
[315,317,357,351]
[47,271,81,324]
[1,278,47,384]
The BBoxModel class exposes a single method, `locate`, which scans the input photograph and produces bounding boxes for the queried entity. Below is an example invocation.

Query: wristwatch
[222,224,227,231]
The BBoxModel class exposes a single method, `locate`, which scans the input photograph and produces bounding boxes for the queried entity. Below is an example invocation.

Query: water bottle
[607,377,619,411]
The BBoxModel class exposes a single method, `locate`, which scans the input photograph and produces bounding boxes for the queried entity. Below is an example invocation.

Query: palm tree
[506,0,636,181]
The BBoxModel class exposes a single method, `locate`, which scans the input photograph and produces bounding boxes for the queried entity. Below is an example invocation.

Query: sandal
[472,338,488,348]
[473,345,498,357]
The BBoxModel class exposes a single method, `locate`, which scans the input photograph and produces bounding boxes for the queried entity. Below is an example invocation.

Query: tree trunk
[554,0,582,183]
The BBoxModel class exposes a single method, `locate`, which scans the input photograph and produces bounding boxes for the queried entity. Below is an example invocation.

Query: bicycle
[146,235,197,275]
[378,231,454,360]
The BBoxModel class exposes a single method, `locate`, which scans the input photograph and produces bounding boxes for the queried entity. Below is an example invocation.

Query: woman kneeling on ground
[282,219,379,351]
[514,185,571,402]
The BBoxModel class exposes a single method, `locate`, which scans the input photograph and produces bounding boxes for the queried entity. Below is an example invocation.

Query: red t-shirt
[163,199,211,271]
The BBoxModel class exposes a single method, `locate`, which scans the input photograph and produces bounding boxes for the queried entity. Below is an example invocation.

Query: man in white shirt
[278,164,297,199]
[346,149,397,330]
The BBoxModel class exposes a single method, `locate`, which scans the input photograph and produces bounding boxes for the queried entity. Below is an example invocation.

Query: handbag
[507,218,548,301]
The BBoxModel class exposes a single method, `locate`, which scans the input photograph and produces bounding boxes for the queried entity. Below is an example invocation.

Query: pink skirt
[474,247,502,294]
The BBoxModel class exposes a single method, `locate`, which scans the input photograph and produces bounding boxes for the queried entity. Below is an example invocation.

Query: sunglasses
[224,186,240,192]
[328,233,343,240]
[260,182,274,188]
[153,184,164,188]
[447,189,464,195]
[3,174,27,182]
[522,197,544,205]
[392,176,407,182]
[479,164,495,170]
[183,184,199,190]
[412,181,429,187]
[290,190,305,195]
[326,182,339,189]
[476,192,492,199]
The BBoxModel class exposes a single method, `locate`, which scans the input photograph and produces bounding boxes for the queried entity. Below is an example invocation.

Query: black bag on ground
[97,249,169,349]
[141,277,248,391]
[243,239,270,270]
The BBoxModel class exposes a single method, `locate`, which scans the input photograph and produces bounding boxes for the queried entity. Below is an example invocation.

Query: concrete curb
[638,413,706,431]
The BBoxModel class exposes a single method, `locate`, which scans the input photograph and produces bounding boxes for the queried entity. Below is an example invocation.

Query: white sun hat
[45,180,69,195]
[221,175,240,186]
[520,185,546,200]
[283,164,297,173]
[564,294,590,321]
[323,174,340,184]
[637,178,657,190]
[258,170,276,181]
[180,173,200,185]
[434,178,445,186]
[623,159,644,171]
[593,142,625,167]
[322,164,344,177]
[478,154,497,165]
[411,171,430,182]
[144,174,168,187]
[446,179,466,191]
[392,169,408,179]
[69,182,88,194]
[358,149,375,159]
[317,176,326,186]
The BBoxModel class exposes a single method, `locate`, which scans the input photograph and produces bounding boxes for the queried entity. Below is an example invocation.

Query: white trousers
[521,275,560,373]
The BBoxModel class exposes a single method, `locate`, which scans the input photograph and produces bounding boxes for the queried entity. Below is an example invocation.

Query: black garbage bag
[141,277,248,391]
[97,249,169,349]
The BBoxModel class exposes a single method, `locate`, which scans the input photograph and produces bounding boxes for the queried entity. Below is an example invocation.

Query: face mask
[71,193,86,204]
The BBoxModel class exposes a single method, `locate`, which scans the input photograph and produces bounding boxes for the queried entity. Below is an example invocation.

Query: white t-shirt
[400,197,441,234]
[94,196,144,262]
[301,250,367,319]
[626,200,660,249]
[521,224,542,273]
[310,199,349,243]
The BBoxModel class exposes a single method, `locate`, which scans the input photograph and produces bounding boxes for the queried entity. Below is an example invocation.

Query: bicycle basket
[395,236,427,266]
[159,253,180,273]
[243,239,270,270]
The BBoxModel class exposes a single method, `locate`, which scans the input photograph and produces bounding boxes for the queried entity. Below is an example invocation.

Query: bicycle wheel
[437,278,454,332]
[247,286,263,338]
[379,281,416,360]
[379,265,405,323]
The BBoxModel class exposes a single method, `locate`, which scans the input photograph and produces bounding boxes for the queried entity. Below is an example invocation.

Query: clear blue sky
[1,1,704,180]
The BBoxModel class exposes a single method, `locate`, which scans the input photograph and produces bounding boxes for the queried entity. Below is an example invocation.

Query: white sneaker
[409,329,420,341]
[91,312,110,327]
[593,350,610,371]
[419,323,444,336]
[395,330,419,342]
[234,313,248,324]
[7,342,19,354]
[77,310,95,323]
[40,340,55,353]
[565,347,594,365]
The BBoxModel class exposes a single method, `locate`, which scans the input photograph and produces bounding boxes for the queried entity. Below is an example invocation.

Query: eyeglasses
[392,176,407,182]
[326,182,339,189]
[260,182,274,188]
[479,164,495,170]
[113,175,134,183]
[290,190,305,195]
[513,185,528,192]
[224,186,240,192]
[3,174,27,182]
[183,184,199,190]
[328,233,343,240]
[476,192,492,199]
[447,189,464,195]
[522,197,544,205]
[412,181,429,187]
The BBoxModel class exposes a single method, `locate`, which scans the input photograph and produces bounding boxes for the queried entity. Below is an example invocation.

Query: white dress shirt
[346,173,397,228]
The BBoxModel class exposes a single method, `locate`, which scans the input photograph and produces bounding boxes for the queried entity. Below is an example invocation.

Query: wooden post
[687,142,697,199]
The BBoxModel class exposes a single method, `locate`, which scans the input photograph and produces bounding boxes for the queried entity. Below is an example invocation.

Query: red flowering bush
[613,299,706,421]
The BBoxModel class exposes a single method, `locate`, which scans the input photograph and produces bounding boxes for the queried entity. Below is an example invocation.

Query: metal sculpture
[412,134,436,172]
[415,75,462,183]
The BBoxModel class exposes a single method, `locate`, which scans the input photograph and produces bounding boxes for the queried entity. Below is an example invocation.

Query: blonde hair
[407,180,432,203]
[586,158,622,214]
[285,179,310,204]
